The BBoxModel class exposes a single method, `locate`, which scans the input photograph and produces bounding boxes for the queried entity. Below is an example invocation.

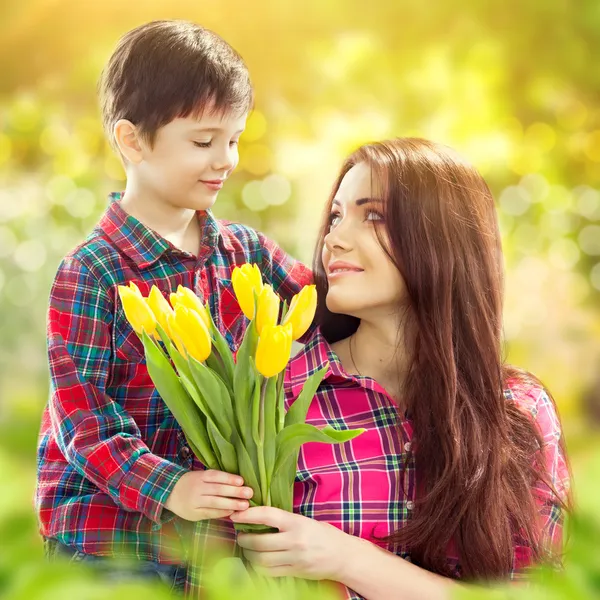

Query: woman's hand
[231,506,354,581]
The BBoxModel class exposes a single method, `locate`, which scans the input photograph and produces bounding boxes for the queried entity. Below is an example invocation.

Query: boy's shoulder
[56,216,128,290]
[216,218,261,247]
[213,218,268,260]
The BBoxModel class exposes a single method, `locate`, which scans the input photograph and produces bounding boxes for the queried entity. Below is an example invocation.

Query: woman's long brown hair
[313,138,572,581]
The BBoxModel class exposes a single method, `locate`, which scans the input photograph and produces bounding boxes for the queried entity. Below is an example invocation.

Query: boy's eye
[193,141,211,148]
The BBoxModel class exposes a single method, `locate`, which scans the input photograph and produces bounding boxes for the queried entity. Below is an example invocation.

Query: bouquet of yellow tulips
[117,264,365,535]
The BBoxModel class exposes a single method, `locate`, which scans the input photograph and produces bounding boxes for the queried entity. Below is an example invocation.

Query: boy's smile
[117,110,247,213]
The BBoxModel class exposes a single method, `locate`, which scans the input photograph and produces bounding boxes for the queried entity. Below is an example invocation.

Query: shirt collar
[98,192,228,268]
[287,327,404,410]
[286,327,355,399]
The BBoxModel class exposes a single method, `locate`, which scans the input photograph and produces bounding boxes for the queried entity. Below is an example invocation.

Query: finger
[257,565,297,579]
[197,496,250,511]
[230,506,290,529]
[202,470,245,486]
[193,508,234,520]
[242,549,297,569]
[203,483,254,500]
[237,531,292,552]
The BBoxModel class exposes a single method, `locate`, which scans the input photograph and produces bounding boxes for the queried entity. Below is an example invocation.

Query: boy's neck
[119,181,202,256]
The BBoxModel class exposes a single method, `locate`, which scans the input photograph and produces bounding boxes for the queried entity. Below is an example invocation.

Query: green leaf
[251,367,263,447]
[269,452,297,513]
[206,309,235,384]
[275,369,286,433]
[167,344,215,426]
[279,298,290,324]
[206,422,225,471]
[233,433,263,506]
[263,376,278,491]
[233,320,258,446]
[141,331,219,470]
[205,350,234,396]
[284,364,329,428]
[274,424,365,475]
[207,418,238,474]
[168,341,195,385]
[188,357,234,438]
[155,323,172,352]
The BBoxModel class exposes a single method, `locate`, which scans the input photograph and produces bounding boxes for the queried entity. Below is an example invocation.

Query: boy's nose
[212,146,237,173]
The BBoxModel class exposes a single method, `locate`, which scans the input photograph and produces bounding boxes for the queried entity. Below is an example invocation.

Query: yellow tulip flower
[255,285,280,335]
[170,306,212,363]
[232,263,263,320]
[166,311,187,359]
[128,281,142,296]
[255,323,293,378]
[282,285,317,340]
[147,286,174,334]
[118,285,157,336]
[170,285,210,330]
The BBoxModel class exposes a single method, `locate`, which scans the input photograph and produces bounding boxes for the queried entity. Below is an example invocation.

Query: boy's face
[136,110,247,211]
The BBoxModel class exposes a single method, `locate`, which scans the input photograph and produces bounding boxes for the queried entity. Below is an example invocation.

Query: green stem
[276,370,286,433]
[257,378,270,505]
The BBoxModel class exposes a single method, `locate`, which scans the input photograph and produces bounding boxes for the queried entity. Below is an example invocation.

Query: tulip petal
[118,285,157,336]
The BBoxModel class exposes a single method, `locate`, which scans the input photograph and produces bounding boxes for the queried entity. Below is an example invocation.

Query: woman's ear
[113,119,144,164]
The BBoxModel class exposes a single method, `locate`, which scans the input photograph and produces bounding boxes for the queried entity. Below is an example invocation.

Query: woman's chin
[325,292,363,316]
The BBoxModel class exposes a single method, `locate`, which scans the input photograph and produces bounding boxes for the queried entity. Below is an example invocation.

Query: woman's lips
[327,268,364,280]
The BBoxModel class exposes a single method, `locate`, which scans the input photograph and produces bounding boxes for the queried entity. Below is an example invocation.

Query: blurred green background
[1,0,599,597]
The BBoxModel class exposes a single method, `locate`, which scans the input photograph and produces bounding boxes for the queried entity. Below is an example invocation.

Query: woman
[231,138,571,600]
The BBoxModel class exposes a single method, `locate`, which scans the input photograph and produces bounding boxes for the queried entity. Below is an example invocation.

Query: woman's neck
[333,316,412,402]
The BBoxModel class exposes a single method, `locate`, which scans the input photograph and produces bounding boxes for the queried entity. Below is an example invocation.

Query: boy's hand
[165,470,254,521]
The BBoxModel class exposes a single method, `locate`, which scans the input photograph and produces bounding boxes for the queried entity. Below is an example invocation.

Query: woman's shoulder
[503,366,561,439]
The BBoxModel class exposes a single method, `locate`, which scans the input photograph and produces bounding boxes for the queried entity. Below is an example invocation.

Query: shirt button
[180,446,192,460]
[404,442,412,452]
[406,500,414,511]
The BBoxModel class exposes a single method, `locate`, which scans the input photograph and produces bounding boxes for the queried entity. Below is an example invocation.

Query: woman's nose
[324,218,353,252]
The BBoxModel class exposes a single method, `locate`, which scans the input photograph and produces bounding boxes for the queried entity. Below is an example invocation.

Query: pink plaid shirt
[188,328,570,598]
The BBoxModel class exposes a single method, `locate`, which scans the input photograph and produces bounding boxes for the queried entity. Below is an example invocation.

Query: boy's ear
[114,119,145,164]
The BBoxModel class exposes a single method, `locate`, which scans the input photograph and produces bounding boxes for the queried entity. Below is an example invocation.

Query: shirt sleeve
[257,231,316,342]
[47,256,187,525]
[257,230,313,299]
[511,387,570,578]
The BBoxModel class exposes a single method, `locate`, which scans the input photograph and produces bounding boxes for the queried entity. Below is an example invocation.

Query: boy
[35,20,312,593]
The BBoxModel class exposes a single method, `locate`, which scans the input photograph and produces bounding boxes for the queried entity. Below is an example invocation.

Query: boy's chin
[187,191,219,211]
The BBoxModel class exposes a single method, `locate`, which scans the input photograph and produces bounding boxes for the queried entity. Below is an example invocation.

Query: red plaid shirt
[35,194,312,563]
[188,328,570,598]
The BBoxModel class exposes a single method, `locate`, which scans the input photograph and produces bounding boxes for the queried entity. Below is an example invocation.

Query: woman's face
[322,162,407,320]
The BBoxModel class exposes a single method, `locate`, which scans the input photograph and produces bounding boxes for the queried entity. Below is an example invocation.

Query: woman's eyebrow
[332,197,383,206]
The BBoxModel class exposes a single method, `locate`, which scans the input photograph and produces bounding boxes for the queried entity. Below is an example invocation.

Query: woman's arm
[232,506,458,600]
[337,532,456,600]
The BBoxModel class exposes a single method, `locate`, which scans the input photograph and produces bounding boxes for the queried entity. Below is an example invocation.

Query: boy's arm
[257,231,317,342]
[257,231,313,301]
[47,256,187,525]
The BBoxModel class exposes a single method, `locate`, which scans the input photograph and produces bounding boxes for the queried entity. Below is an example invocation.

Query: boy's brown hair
[99,20,253,150]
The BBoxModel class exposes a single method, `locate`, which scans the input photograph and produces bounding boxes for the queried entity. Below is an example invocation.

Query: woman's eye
[230,140,239,147]
[328,213,341,228]
[365,210,384,222]
[193,141,211,148]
